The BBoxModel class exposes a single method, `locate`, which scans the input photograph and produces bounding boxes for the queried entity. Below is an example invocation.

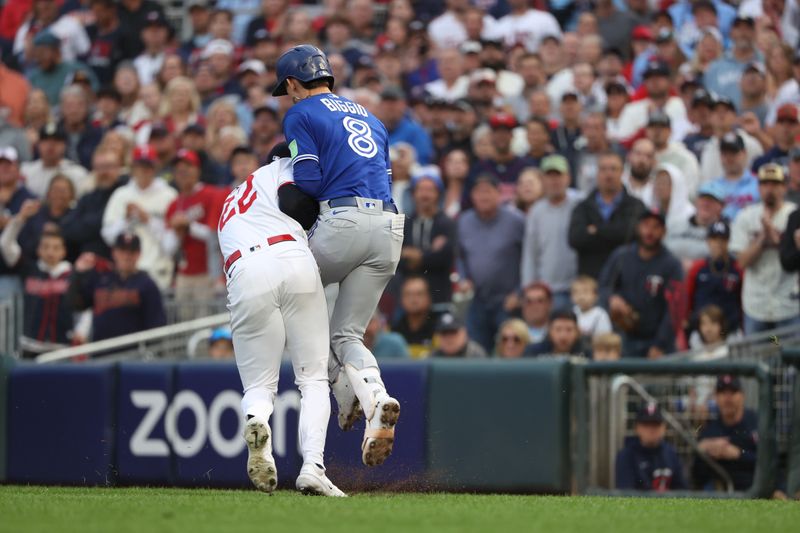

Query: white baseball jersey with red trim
[217,157,307,259]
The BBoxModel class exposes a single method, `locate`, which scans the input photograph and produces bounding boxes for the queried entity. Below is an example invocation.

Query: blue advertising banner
[115,362,175,485]
[113,360,427,490]
[7,364,115,485]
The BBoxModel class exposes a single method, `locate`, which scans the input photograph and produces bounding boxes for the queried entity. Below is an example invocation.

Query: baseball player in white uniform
[218,143,344,497]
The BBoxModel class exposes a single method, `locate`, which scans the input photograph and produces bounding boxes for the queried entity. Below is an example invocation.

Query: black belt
[327,196,398,213]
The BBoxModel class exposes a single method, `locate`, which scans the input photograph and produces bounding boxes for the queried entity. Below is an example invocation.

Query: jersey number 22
[218,174,257,231]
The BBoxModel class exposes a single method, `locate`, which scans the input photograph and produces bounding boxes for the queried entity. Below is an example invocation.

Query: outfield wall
[0,358,572,493]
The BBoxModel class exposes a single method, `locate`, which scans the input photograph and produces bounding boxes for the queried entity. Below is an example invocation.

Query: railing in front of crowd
[0,294,22,358]
[35,312,230,364]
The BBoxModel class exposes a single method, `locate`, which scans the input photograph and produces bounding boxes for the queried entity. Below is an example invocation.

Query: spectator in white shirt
[729,163,799,334]
[20,122,89,199]
[645,110,701,197]
[101,145,177,290]
[425,48,469,103]
[428,0,497,50]
[489,0,562,53]
[133,11,172,86]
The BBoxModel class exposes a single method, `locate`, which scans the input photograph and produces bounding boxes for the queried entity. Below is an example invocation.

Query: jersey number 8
[343,117,377,159]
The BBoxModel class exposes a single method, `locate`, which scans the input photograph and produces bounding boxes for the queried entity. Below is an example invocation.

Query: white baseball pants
[226,243,330,467]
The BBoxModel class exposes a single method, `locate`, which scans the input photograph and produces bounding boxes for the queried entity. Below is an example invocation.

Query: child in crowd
[0,199,74,358]
[592,332,622,361]
[688,305,729,421]
[571,275,612,339]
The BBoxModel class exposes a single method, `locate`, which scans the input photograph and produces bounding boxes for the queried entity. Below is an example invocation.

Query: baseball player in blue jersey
[272,45,403,467]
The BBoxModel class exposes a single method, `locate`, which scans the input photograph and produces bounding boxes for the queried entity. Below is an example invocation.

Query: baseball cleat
[361,395,400,467]
[244,417,278,493]
[331,369,363,431]
[296,463,347,497]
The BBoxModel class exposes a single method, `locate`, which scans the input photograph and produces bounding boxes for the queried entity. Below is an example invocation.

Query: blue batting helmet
[272,44,334,96]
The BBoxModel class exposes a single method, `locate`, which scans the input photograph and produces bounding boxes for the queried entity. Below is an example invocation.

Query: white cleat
[244,417,278,493]
[331,369,363,431]
[296,463,347,497]
[361,394,400,467]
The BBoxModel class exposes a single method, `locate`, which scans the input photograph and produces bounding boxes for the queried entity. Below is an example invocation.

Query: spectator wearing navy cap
[700,97,763,183]
[599,209,684,358]
[731,163,799,334]
[692,375,758,491]
[685,220,743,335]
[751,104,799,172]
[615,402,687,492]
[706,132,760,221]
[615,60,688,143]
[682,88,715,161]
[379,86,433,166]
[71,231,167,344]
[117,0,167,57]
[132,9,172,86]
[398,166,455,309]
[431,312,487,359]
[703,16,760,109]
[665,181,727,266]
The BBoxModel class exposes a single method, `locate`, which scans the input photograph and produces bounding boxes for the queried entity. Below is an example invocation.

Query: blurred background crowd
[0,0,799,362]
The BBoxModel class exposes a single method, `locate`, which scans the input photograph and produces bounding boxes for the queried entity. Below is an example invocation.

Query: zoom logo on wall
[128,389,300,459]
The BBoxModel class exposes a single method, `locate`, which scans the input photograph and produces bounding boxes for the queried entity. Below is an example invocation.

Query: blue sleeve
[292,159,324,198]
[615,449,636,490]
[284,109,319,166]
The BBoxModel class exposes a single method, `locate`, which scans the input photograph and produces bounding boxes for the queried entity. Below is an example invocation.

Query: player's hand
[18,199,41,221]
[647,346,663,360]
[75,252,97,272]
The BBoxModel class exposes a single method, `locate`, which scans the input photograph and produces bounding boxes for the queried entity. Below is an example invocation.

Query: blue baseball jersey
[283,93,393,203]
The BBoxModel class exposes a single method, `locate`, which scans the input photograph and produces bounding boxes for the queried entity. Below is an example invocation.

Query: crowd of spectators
[0,0,799,365]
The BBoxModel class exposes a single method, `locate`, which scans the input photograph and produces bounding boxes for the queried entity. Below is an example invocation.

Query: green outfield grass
[1,486,798,533]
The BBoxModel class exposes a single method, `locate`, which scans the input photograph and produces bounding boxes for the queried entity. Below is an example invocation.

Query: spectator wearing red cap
[101,144,177,290]
[751,104,799,172]
[162,148,224,319]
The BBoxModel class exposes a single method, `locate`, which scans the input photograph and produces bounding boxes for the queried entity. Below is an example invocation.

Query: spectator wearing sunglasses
[494,318,530,358]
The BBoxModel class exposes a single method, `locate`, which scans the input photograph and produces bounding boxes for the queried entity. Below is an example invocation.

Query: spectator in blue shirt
[670,0,736,58]
[708,132,760,220]
[379,86,434,165]
[616,402,687,491]
[702,16,761,109]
